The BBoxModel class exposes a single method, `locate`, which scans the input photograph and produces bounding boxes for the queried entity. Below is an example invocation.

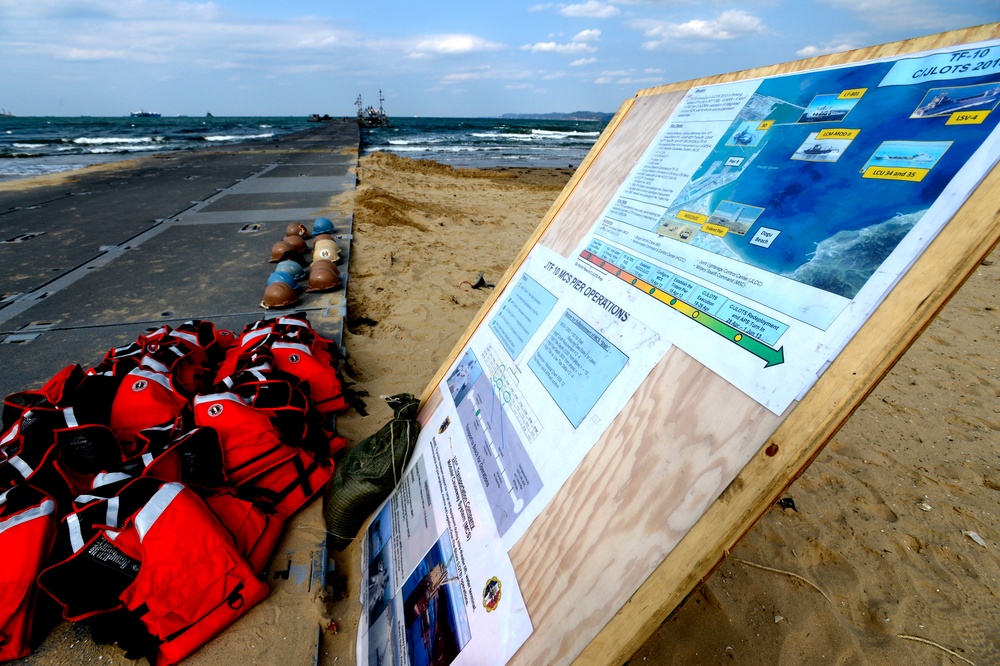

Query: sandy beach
[335,152,1000,665]
[3,149,997,665]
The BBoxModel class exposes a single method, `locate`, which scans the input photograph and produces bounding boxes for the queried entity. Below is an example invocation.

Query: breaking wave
[785,209,925,299]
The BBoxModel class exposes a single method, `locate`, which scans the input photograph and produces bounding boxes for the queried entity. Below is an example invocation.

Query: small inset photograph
[658,220,699,242]
[706,201,764,236]
[725,120,768,147]
[402,533,471,666]
[862,140,952,170]
[367,602,400,666]
[367,520,395,626]
[911,81,1000,118]
[797,94,859,123]
[791,132,850,163]
[368,502,393,561]
[446,348,482,406]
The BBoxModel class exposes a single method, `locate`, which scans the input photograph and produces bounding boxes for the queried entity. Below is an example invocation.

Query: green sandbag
[323,393,420,551]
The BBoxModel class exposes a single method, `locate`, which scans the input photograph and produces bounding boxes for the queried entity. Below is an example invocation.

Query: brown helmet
[261,281,299,309]
[310,258,336,272]
[307,265,341,292]
[285,222,311,239]
[270,240,295,262]
[283,234,308,254]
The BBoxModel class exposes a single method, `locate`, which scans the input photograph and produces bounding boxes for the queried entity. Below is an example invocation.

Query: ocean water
[0,115,608,183]
[0,116,311,181]
[360,117,607,168]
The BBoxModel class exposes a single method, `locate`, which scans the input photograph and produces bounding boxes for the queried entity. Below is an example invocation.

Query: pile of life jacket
[0,313,349,664]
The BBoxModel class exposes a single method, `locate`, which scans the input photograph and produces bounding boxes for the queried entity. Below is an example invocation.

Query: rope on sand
[897,634,975,666]
[731,557,833,605]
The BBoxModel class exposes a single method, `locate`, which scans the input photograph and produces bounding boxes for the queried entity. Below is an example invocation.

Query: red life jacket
[270,341,348,416]
[39,478,268,666]
[239,448,332,520]
[204,490,284,575]
[109,369,188,456]
[192,390,332,518]
[192,392,296,485]
[0,484,57,661]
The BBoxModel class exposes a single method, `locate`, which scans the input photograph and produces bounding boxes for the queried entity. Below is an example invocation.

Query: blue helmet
[274,259,306,281]
[267,270,302,291]
[313,217,334,235]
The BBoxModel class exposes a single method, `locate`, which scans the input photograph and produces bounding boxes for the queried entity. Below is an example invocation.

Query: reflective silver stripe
[131,368,173,392]
[223,376,234,388]
[141,355,170,373]
[135,483,183,542]
[171,330,198,345]
[106,529,121,541]
[63,406,79,427]
[67,511,85,552]
[0,488,8,506]
[251,369,267,381]
[1,422,20,447]
[0,498,55,537]
[193,392,246,407]
[240,327,271,348]
[278,316,308,328]
[106,496,120,527]
[167,345,185,358]
[272,341,312,355]
[6,455,33,479]
[93,472,132,488]
[142,452,154,467]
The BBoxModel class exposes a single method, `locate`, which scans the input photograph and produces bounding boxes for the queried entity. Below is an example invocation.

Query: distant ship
[914,86,1000,117]
[130,110,161,118]
[802,144,835,155]
[801,105,849,122]
[0,108,12,117]
[356,90,390,128]
[874,152,934,163]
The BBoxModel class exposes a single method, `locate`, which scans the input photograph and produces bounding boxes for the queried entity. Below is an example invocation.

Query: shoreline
[0,153,170,191]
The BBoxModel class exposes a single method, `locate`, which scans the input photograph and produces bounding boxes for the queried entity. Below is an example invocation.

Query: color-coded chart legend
[581,239,787,367]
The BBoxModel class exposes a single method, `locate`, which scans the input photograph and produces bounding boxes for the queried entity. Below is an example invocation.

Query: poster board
[359,23,1000,666]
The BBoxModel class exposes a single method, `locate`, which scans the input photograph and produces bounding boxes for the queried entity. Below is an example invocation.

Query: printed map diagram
[600,57,1000,332]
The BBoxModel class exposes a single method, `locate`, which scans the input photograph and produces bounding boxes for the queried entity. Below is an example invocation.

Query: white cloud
[559,1,621,19]
[796,41,858,58]
[522,40,597,54]
[595,72,664,85]
[570,57,598,66]
[573,29,602,42]
[821,0,973,32]
[634,9,764,50]
[408,34,505,58]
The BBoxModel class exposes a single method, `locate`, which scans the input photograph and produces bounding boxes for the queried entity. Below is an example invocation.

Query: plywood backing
[418,22,1000,666]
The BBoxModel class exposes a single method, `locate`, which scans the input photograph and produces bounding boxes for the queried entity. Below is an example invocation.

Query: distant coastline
[499,111,614,122]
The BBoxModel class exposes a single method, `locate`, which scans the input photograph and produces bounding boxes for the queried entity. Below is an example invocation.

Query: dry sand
[334,152,1000,665]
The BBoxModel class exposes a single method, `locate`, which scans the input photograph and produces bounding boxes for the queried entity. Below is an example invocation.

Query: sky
[1,0,996,118]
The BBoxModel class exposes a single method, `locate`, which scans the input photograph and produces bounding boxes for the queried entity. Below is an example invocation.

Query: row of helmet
[262,217,344,309]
